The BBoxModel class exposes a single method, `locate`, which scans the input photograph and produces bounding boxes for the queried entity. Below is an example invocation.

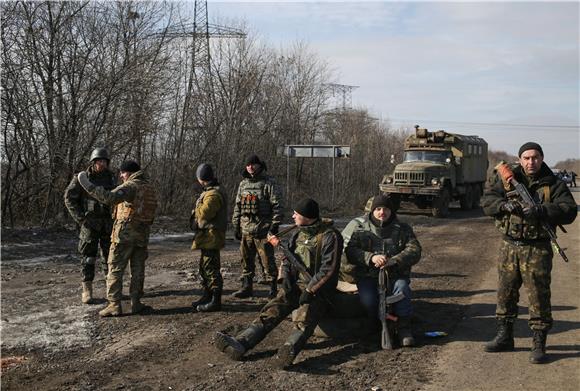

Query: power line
[388,118,579,130]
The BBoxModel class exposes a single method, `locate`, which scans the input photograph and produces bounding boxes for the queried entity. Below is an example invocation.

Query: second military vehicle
[379,125,488,217]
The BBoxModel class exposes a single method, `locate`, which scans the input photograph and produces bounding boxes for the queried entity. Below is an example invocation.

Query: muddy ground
[0,206,514,390]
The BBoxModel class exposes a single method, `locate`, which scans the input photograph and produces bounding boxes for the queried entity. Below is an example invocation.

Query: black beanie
[119,160,140,173]
[370,194,393,212]
[294,198,319,219]
[245,154,262,166]
[196,163,214,181]
[518,142,544,157]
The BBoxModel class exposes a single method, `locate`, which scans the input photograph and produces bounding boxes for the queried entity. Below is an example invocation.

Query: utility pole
[323,83,359,111]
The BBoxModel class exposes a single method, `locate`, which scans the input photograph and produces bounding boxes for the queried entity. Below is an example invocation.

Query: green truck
[379,125,488,217]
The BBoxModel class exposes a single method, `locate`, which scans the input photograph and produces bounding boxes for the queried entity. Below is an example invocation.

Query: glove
[77,171,95,192]
[234,227,242,241]
[523,204,545,219]
[299,290,314,305]
[500,200,522,215]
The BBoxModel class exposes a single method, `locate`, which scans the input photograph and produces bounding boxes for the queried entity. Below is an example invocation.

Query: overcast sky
[208,1,579,165]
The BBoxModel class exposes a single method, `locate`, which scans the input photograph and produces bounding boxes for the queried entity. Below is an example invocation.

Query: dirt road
[1,196,578,391]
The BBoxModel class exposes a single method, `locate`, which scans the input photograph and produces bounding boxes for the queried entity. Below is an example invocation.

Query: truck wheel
[432,188,450,217]
[460,185,474,210]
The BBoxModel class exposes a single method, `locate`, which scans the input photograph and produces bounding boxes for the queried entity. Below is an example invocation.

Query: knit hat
[196,163,214,181]
[119,160,140,173]
[370,194,393,212]
[293,198,319,219]
[518,142,544,157]
[245,154,263,166]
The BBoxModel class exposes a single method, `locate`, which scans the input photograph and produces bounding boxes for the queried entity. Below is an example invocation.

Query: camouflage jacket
[191,183,228,251]
[231,169,283,237]
[85,170,157,246]
[481,162,577,241]
[340,214,422,283]
[64,166,116,224]
[281,219,343,296]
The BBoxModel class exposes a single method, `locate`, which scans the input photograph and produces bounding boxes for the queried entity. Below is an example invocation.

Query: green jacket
[87,170,157,246]
[231,169,283,238]
[280,219,343,296]
[64,165,116,224]
[191,183,227,250]
[340,214,422,283]
[481,162,577,241]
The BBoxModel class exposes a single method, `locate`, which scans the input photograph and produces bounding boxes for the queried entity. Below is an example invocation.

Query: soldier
[77,160,158,317]
[481,142,577,364]
[340,195,422,346]
[190,163,228,312]
[215,198,343,369]
[64,147,116,304]
[231,154,283,299]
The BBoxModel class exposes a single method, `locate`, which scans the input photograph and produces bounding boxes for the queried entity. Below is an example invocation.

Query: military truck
[379,125,488,217]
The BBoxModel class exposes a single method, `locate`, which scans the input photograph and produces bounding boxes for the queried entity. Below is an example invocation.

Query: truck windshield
[404,151,451,163]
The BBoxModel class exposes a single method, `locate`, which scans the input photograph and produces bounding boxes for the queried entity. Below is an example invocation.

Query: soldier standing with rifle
[64,148,116,304]
[214,198,343,369]
[482,142,577,364]
[231,154,284,299]
[340,195,422,347]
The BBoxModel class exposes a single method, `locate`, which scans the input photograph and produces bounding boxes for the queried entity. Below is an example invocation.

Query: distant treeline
[1,1,408,227]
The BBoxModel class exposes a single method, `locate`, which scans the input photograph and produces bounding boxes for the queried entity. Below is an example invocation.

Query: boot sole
[483,344,514,352]
[214,332,245,360]
[275,344,296,370]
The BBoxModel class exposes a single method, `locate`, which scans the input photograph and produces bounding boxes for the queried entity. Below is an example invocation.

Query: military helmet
[90,147,110,162]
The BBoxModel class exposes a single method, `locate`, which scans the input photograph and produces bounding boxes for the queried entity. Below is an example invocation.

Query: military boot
[484,318,514,352]
[131,297,152,314]
[99,302,122,317]
[268,280,278,299]
[529,330,548,364]
[397,316,415,347]
[81,281,95,304]
[192,288,212,307]
[197,289,221,312]
[232,276,253,299]
[275,329,309,369]
[215,324,266,361]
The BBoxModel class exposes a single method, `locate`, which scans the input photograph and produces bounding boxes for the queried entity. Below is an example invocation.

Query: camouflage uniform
[256,219,342,333]
[231,168,283,283]
[482,162,577,331]
[64,165,116,281]
[340,213,421,322]
[215,218,343,367]
[84,170,158,304]
[191,182,228,292]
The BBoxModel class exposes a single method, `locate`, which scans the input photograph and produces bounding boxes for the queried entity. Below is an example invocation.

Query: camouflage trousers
[106,242,148,303]
[199,249,223,290]
[252,284,330,336]
[239,235,277,282]
[495,239,553,331]
[78,218,112,282]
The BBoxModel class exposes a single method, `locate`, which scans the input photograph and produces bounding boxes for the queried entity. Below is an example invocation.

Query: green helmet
[90,147,110,162]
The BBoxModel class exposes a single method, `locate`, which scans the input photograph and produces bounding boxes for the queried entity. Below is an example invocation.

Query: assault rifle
[497,163,569,263]
[378,241,405,350]
[268,226,334,306]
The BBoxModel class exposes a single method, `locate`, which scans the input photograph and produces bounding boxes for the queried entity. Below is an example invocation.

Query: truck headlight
[386,177,393,184]
[431,178,440,186]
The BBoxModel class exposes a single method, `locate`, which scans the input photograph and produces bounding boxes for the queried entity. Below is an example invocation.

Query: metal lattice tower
[160,0,246,75]
[323,83,359,110]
